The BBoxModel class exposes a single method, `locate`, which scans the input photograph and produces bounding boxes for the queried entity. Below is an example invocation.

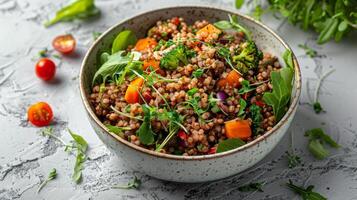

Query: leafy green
[112,176,141,189]
[237,98,247,117]
[217,46,240,74]
[105,124,131,138]
[298,44,317,58]
[214,21,233,30]
[238,182,264,192]
[136,105,155,145]
[238,80,255,94]
[263,50,294,122]
[287,180,327,200]
[160,44,190,70]
[68,129,88,184]
[235,0,245,9]
[214,14,251,40]
[37,168,57,193]
[249,104,263,135]
[286,151,302,168]
[44,0,100,27]
[111,30,137,54]
[187,88,199,96]
[216,138,245,153]
[313,102,323,114]
[233,41,263,74]
[252,0,357,44]
[305,128,340,159]
[184,95,208,123]
[192,68,204,78]
[92,51,141,85]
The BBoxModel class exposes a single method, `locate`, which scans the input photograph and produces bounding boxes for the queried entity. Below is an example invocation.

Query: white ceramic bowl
[80,6,301,183]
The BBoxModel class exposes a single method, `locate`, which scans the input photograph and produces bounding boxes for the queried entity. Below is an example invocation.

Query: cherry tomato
[27,102,53,127]
[35,58,56,81]
[172,17,180,26]
[177,130,187,140]
[255,100,266,107]
[52,34,76,54]
[208,147,216,154]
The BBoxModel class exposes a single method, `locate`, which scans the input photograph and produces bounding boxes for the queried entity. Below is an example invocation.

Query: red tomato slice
[35,58,56,81]
[28,102,53,127]
[52,34,76,54]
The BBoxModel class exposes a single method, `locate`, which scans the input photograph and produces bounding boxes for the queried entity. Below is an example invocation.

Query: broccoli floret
[232,41,263,74]
[160,44,189,70]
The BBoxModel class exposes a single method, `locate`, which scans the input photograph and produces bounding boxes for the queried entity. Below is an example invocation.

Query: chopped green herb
[187,87,199,96]
[216,138,245,153]
[238,182,264,192]
[298,44,317,58]
[112,176,141,189]
[287,180,327,200]
[305,128,339,160]
[44,0,100,27]
[286,151,302,168]
[192,68,204,78]
[313,102,323,114]
[249,104,263,136]
[37,168,57,193]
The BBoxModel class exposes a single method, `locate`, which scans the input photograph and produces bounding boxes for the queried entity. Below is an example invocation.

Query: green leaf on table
[44,0,100,27]
[287,180,327,200]
[68,129,89,184]
[68,129,88,153]
[238,182,264,192]
[37,168,57,193]
[112,176,141,189]
[305,128,339,159]
[313,102,323,114]
[216,138,245,153]
[111,30,137,54]
[298,44,317,58]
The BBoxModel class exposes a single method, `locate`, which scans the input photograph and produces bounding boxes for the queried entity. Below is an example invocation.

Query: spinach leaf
[92,51,141,85]
[287,180,327,200]
[136,105,155,145]
[216,138,245,153]
[45,0,100,27]
[112,30,137,54]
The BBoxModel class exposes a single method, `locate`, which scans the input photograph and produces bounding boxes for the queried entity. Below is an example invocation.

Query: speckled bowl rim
[80,5,302,161]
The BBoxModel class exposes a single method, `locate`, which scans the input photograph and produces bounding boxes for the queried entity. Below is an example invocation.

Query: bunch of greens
[239,0,357,44]
[45,0,100,27]
[305,128,339,159]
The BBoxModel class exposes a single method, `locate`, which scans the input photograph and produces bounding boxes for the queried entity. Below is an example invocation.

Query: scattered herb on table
[216,138,245,153]
[263,50,294,121]
[68,129,88,183]
[298,44,317,58]
[37,168,57,193]
[312,68,335,114]
[112,176,141,189]
[305,128,339,160]
[45,0,100,27]
[286,151,302,169]
[238,182,264,192]
[287,180,327,200]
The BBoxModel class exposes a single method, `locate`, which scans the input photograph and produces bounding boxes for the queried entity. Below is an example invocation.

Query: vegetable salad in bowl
[89,15,295,156]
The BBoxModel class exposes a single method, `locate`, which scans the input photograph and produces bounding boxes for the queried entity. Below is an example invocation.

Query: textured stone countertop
[0,0,356,199]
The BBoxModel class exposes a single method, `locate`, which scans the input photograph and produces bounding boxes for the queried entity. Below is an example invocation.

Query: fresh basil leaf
[308,139,329,159]
[112,30,137,54]
[235,0,245,9]
[45,0,100,27]
[216,138,245,153]
[305,128,339,159]
[213,21,233,30]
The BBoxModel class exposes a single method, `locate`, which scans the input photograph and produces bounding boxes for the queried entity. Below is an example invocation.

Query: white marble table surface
[0,0,356,199]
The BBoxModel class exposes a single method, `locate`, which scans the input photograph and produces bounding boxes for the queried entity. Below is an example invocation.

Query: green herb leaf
[249,104,263,135]
[113,176,141,189]
[238,182,264,192]
[92,51,141,85]
[111,30,137,54]
[235,0,245,9]
[229,14,252,40]
[287,180,327,200]
[68,129,88,153]
[298,44,317,58]
[187,88,199,96]
[238,80,256,94]
[136,105,155,145]
[192,68,204,78]
[216,138,245,153]
[313,102,323,114]
[213,21,233,30]
[282,50,294,70]
[286,151,302,168]
[105,124,131,138]
[317,18,339,44]
[44,0,100,27]
[37,168,57,193]
[68,129,88,184]
[237,98,247,117]
[305,128,339,159]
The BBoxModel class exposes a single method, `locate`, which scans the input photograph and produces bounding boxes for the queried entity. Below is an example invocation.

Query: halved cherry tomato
[35,58,56,81]
[28,102,53,127]
[52,34,76,54]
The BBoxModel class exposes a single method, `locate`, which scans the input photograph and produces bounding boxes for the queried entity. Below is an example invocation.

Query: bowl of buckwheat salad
[80,6,301,182]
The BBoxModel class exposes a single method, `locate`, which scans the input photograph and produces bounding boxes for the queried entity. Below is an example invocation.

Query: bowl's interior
[80,6,301,159]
